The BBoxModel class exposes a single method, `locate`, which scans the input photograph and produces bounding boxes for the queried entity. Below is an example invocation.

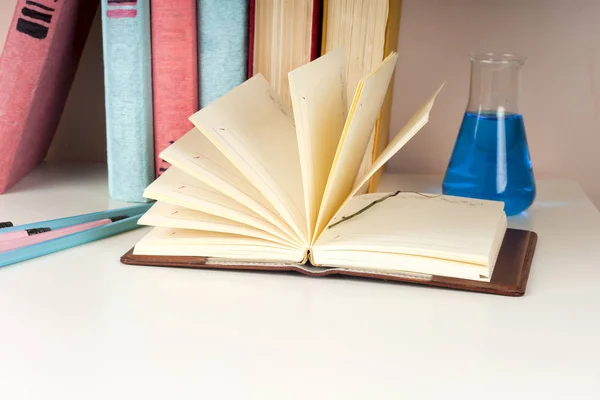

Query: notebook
[122,228,537,296]
[122,47,538,295]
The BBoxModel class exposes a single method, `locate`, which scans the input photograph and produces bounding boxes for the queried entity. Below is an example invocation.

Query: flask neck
[466,53,525,115]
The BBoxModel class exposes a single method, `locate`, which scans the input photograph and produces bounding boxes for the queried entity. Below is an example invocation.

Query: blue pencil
[0,203,152,233]
[0,212,147,268]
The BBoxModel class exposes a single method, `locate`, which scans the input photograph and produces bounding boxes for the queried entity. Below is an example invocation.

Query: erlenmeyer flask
[442,53,535,216]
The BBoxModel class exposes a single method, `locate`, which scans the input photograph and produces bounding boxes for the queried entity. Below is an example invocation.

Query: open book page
[310,250,493,282]
[138,202,298,247]
[312,52,399,242]
[288,48,347,239]
[143,167,297,245]
[189,74,308,244]
[329,83,445,226]
[313,192,507,276]
[133,227,307,263]
[159,128,300,244]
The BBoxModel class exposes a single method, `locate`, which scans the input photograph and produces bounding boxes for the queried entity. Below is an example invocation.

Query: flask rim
[469,52,526,65]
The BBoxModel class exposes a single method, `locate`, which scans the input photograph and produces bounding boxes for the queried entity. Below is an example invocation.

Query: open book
[131,49,508,282]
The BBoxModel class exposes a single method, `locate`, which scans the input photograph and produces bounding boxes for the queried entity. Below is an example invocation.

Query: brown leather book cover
[121,228,537,297]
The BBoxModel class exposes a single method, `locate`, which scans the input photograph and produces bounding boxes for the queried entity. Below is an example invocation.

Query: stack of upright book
[101,0,402,202]
[0,0,402,200]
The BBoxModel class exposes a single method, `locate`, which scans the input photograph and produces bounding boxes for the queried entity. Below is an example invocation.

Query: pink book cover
[151,0,198,177]
[0,0,98,193]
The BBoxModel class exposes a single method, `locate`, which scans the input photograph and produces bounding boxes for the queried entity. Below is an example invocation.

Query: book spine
[101,0,154,202]
[198,0,249,108]
[151,0,198,177]
[0,0,98,193]
[310,0,323,60]
[247,0,255,76]
[320,0,328,56]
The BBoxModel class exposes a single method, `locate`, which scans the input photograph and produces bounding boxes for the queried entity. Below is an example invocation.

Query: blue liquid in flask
[442,111,536,216]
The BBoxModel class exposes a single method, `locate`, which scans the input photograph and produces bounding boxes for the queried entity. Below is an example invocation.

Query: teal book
[198,0,249,107]
[101,0,154,202]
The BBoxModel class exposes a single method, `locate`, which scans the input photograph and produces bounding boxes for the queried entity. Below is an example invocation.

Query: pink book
[0,0,98,193]
[151,0,198,177]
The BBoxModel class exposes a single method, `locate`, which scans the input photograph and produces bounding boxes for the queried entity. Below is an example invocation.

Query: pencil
[0,213,147,268]
[0,217,127,253]
[0,203,152,233]
[0,227,51,242]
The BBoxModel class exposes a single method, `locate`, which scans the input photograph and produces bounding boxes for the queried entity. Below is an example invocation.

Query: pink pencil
[0,216,127,253]
[0,227,51,242]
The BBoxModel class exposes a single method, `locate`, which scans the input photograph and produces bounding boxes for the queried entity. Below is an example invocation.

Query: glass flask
[442,53,535,216]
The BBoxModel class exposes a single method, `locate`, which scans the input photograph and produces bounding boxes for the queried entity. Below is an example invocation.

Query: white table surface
[1,162,600,400]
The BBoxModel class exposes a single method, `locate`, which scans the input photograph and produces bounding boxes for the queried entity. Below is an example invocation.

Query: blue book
[198,0,249,107]
[101,0,154,202]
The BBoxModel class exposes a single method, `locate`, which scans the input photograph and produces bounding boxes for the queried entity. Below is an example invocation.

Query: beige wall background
[388,0,600,206]
[37,0,600,206]
[0,0,19,52]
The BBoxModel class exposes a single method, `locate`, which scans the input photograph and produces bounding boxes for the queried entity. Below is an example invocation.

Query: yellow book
[129,50,510,282]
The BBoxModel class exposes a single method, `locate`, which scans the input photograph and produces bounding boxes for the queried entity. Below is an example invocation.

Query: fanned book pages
[130,49,510,283]
[321,0,402,194]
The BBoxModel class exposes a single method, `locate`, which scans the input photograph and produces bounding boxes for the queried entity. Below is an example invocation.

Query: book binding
[151,0,198,177]
[101,0,154,202]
